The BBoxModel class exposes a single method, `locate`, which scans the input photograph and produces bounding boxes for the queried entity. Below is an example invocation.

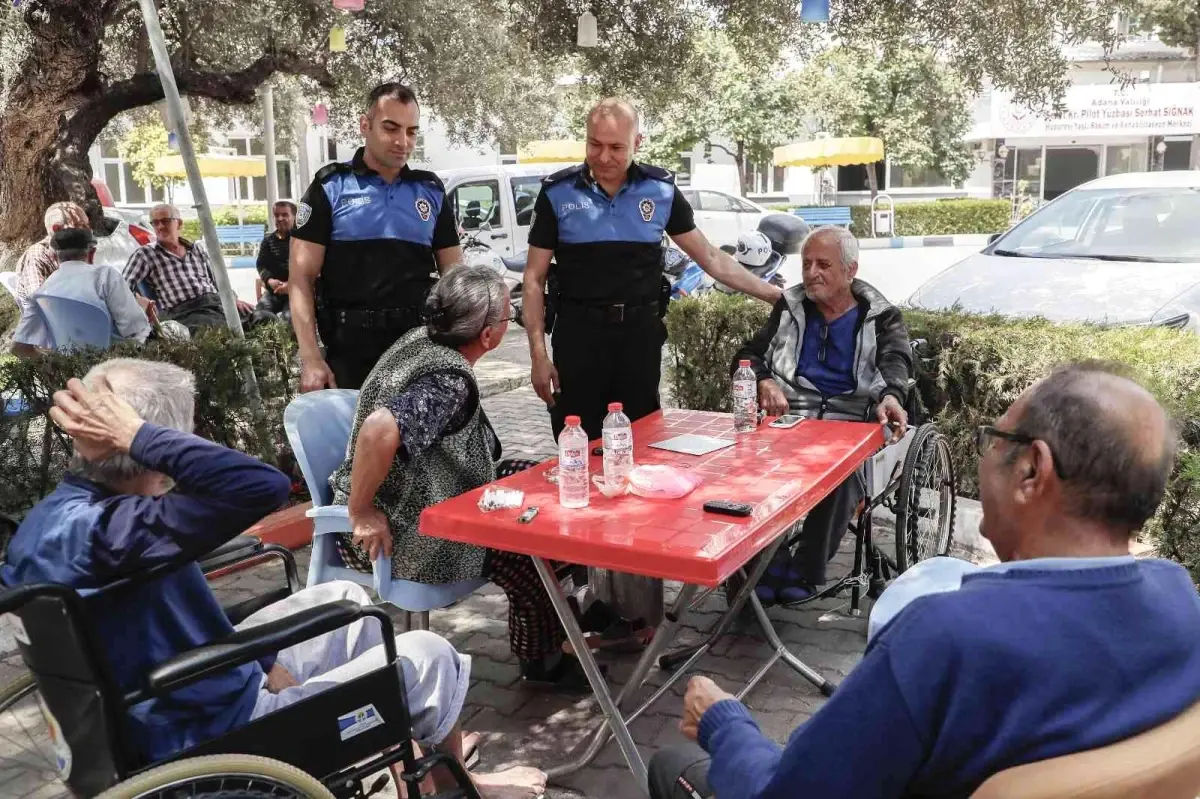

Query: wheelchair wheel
[97,753,336,798]
[0,671,67,789]
[893,424,956,573]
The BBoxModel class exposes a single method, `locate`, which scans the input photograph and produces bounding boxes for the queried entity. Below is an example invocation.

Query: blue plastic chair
[283,389,486,629]
[32,295,112,351]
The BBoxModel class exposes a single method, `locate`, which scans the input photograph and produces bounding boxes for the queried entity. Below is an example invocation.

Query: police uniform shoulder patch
[315,161,351,183]
[639,198,656,222]
[406,168,446,191]
[296,202,313,228]
[415,198,432,222]
[543,164,585,186]
[635,163,676,184]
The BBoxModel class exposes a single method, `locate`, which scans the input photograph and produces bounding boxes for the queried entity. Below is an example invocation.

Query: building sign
[991,82,1199,138]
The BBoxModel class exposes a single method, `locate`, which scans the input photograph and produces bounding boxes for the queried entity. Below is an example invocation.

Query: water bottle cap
[607,402,623,412]
[739,360,751,367]
[565,415,581,426]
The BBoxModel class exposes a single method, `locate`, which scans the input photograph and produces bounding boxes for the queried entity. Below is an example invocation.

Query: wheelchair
[0,556,481,799]
[720,339,957,617]
[0,538,474,799]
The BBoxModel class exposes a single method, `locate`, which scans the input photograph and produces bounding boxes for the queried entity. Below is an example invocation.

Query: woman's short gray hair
[424,266,508,347]
[802,225,860,268]
[70,359,196,484]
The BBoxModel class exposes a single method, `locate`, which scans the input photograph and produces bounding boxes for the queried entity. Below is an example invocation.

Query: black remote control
[703,500,754,518]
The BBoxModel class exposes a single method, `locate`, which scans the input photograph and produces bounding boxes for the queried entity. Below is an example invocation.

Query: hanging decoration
[577,11,597,47]
[329,25,347,51]
[332,0,364,8]
[167,132,179,152]
[312,103,330,126]
[800,0,829,23]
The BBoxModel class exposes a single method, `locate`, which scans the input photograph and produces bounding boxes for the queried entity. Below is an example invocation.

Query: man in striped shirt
[123,203,252,334]
[16,201,89,307]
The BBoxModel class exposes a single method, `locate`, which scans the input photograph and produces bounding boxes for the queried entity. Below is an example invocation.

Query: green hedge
[849,199,1011,238]
[0,322,296,518]
[665,294,1200,579]
[182,205,272,241]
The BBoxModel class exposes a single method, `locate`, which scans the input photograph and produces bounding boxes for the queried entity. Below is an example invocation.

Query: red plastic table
[419,410,883,793]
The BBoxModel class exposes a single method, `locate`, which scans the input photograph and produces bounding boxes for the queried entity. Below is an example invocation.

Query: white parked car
[438,163,768,255]
[907,171,1200,332]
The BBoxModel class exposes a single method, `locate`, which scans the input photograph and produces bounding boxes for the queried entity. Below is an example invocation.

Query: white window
[97,138,167,206]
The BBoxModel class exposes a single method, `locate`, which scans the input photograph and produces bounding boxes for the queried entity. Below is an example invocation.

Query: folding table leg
[546,583,700,782]
[531,557,649,792]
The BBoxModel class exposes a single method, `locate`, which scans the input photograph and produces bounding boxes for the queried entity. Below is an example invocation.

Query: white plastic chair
[283,389,486,629]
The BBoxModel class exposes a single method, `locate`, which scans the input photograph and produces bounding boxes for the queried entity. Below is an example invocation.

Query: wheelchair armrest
[199,535,262,575]
[140,600,397,699]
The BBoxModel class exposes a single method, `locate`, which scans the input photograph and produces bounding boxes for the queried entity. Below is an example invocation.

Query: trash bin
[588,568,664,627]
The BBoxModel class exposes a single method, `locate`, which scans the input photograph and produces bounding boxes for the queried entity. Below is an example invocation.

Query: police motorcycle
[662,237,712,300]
[713,213,809,295]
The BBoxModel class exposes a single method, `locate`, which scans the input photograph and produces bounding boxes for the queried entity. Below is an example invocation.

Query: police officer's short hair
[424,266,507,348]
[366,82,419,115]
[587,98,640,133]
[273,200,296,214]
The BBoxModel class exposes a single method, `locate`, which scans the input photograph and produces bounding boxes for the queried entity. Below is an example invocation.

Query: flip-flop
[461,730,481,770]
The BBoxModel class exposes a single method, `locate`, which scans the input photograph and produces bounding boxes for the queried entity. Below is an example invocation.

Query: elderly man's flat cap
[50,227,96,251]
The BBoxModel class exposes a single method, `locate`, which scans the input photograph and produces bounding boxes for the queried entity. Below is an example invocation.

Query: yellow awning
[773,137,885,168]
[516,140,585,164]
[154,154,268,179]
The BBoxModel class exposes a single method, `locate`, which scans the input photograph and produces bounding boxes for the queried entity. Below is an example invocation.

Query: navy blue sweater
[698,558,1200,798]
[3,424,291,761]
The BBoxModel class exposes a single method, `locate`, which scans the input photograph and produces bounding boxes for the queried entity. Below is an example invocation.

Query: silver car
[906,171,1200,332]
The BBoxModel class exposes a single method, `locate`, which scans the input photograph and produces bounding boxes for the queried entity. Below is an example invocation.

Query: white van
[438,164,560,258]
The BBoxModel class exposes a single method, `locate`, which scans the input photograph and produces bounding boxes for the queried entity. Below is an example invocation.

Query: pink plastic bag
[627,465,703,499]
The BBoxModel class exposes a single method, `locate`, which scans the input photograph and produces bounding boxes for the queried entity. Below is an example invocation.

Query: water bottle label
[733,381,756,399]
[603,430,632,450]
[561,449,586,468]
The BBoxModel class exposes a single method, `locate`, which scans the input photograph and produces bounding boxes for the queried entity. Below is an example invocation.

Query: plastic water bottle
[558,415,590,509]
[733,359,758,434]
[602,402,634,494]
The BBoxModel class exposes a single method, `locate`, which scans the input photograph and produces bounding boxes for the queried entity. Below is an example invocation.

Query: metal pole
[136,0,245,338]
[263,84,279,208]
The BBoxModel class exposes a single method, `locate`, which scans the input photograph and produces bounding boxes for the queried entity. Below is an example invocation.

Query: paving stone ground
[0,349,985,798]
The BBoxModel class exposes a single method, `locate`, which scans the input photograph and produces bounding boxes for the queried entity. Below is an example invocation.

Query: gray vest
[765,279,891,421]
[332,328,495,583]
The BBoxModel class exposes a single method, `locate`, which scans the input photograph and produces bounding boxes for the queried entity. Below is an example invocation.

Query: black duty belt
[324,306,423,331]
[558,299,658,325]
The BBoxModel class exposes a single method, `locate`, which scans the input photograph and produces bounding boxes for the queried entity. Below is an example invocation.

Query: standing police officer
[523,98,782,440]
[290,83,462,391]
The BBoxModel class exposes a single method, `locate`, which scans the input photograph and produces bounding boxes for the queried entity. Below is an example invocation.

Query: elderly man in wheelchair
[731,225,922,605]
[0,358,545,798]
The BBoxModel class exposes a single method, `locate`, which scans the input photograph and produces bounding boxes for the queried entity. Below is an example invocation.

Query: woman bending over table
[330,265,588,690]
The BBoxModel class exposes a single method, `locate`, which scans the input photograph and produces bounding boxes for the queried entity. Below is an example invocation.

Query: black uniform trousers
[549,312,667,441]
[323,323,421,391]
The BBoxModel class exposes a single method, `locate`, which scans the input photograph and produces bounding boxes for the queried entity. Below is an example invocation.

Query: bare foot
[472,766,548,799]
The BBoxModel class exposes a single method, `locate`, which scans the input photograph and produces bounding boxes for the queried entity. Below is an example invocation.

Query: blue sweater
[2,424,291,762]
[698,558,1200,798]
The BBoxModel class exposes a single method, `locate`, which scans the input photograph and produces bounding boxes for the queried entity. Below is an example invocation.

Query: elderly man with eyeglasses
[123,204,255,334]
[650,362,1200,799]
[730,225,912,604]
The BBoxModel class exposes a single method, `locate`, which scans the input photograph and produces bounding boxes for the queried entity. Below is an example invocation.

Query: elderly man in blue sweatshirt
[649,362,1200,799]
[2,358,546,799]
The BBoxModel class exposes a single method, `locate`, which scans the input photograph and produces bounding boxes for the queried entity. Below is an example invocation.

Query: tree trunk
[1192,26,1200,170]
[866,162,879,201]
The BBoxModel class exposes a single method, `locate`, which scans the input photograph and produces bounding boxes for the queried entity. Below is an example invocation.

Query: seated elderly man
[650,363,1200,798]
[1,358,544,798]
[10,229,184,358]
[15,201,89,307]
[732,225,911,602]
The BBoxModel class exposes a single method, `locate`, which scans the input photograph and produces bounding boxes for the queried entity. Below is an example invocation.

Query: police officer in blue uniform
[290,83,462,391]
[523,98,782,440]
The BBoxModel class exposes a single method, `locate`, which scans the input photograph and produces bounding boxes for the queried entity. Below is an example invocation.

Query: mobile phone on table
[703,500,754,518]
[768,414,805,429]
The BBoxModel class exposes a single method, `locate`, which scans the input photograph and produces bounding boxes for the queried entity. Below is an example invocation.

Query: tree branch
[708,141,737,158]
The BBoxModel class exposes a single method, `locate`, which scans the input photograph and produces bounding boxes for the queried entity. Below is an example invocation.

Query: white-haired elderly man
[1,358,545,798]
[123,203,255,334]
[15,201,90,307]
[731,225,913,604]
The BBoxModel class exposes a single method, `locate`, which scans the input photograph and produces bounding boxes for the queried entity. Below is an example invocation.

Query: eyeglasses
[150,218,179,227]
[975,425,1068,479]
